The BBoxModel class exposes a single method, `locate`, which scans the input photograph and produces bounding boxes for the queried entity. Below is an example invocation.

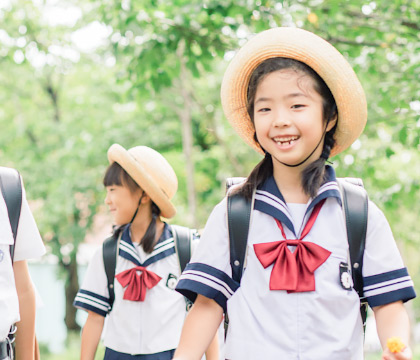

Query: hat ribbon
[116,266,162,301]
[253,199,330,292]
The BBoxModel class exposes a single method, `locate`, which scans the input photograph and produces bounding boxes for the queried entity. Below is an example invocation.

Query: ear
[140,192,151,204]
[326,113,338,132]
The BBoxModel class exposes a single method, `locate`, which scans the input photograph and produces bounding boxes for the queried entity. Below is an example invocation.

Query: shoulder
[366,199,389,229]
[211,196,228,217]
[87,244,106,269]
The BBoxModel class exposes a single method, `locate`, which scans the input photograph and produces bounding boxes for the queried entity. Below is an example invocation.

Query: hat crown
[107,143,178,218]
[127,146,178,199]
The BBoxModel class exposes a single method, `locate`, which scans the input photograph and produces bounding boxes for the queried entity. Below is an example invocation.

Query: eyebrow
[255,92,308,104]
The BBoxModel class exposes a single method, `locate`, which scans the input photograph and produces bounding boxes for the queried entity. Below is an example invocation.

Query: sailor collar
[118,222,176,267]
[254,165,342,237]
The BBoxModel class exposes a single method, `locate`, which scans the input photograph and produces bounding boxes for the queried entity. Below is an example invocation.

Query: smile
[273,135,299,146]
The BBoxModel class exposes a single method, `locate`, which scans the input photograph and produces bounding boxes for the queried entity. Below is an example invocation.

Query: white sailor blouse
[74,223,197,355]
[176,166,416,360]
[0,180,45,340]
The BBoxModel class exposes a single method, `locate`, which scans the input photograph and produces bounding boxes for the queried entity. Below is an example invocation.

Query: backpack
[102,224,194,311]
[0,167,22,263]
[226,177,369,333]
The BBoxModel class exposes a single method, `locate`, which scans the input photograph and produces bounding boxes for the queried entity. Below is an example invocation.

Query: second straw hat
[221,27,367,157]
[107,144,178,219]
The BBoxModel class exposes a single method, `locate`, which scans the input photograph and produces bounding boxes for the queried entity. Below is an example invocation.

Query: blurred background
[0,0,419,358]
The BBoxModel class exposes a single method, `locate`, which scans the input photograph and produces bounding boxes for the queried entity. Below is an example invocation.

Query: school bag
[226,177,369,333]
[0,167,22,263]
[103,224,194,311]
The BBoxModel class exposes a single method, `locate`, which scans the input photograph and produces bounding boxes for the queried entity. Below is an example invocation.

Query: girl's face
[105,184,142,225]
[253,69,335,168]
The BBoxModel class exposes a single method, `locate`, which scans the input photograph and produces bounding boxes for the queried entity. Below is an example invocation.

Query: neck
[272,160,309,204]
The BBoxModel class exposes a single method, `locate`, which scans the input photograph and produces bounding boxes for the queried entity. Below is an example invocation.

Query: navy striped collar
[254,165,341,237]
[118,223,176,267]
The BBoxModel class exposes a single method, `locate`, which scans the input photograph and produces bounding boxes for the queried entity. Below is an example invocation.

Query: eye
[257,107,271,113]
[291,104,306,109]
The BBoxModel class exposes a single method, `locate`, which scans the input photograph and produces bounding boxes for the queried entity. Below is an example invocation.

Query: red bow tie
[254,200,330,293]
[115,266,162,301]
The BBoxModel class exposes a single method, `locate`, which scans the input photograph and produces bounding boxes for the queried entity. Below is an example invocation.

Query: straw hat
[107,144,178,219]
[221,27,367,157]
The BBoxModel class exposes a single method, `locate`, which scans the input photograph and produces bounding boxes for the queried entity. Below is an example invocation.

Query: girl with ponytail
[74,145,218,360]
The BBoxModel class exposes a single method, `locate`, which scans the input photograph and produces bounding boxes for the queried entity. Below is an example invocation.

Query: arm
[373,301,412,360]
[204,332,220,360]
[80,311,105,360]
[13,260,36,360]
[174,295,223,360]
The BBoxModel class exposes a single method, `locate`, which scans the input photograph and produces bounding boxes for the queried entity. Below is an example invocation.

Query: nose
[104,192,111,205]
[273,108,291,127]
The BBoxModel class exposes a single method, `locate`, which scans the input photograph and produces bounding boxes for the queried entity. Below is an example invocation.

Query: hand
[381,346,412,360]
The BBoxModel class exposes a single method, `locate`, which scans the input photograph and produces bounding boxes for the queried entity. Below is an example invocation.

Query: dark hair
[238,57,337,199]
[103,162,161,253]
[141,202,161,253]
[103,162,139,192]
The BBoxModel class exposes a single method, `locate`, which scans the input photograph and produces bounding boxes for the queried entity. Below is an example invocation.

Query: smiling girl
[74,144,218,360]
[173,28,415,360]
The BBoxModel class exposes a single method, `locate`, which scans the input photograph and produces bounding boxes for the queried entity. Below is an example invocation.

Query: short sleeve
[362,201,416,307]
[176,198,239,312]
[73,247,111,317]
[13,178,45,262]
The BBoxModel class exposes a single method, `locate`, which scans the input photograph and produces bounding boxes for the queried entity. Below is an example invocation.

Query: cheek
[254,118,270,138]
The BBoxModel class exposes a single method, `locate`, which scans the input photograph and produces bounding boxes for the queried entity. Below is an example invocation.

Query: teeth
[274,136,298,145]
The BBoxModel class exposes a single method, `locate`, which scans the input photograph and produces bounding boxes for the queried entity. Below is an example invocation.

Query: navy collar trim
[254,165,342,237]
[118,223,176,266]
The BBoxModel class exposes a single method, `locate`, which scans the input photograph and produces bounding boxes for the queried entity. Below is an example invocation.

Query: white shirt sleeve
[176,198,239,312]
[14,179,46,262]
[362,200,416,307]
[74,246,111,317]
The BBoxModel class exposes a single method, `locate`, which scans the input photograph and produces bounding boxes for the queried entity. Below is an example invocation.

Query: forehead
[259,69,315,88]
[256,69,318,99]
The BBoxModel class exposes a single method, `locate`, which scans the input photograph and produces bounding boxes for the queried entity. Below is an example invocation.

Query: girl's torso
[176,171,415,360]
[75,223,195,355]
[225,200,363,359]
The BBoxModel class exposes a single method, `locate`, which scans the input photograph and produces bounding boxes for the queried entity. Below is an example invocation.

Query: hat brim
[107,144,176,219]
[221,27,367,157]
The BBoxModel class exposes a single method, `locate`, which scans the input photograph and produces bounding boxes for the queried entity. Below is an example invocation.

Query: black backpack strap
[171,225,194,311]
[337,178,369,332]
[102,227,122,311]
[171,225,192,273]
[0,167,23,263]
[227,192,254,283]
[225,186,254,337]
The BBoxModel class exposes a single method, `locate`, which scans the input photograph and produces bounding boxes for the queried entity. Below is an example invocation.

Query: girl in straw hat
[74,144,218,360]
[174,28,415,360]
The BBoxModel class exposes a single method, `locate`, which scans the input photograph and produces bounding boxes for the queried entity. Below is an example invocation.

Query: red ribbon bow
[254,200,330,293]
[115,266,162,301]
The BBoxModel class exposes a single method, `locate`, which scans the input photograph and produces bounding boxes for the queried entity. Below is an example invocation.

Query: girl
[174,28,416,360]
[0,168,45,360]
[74,144,218,360]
